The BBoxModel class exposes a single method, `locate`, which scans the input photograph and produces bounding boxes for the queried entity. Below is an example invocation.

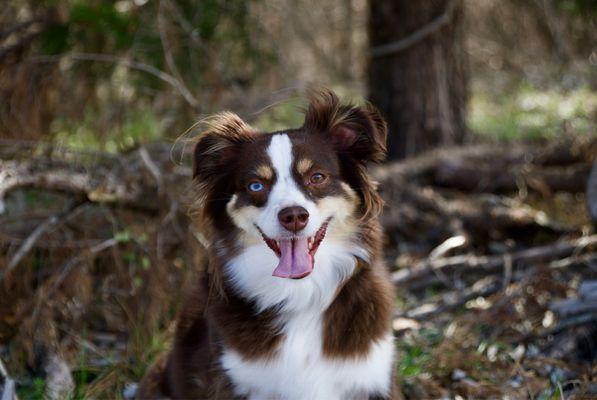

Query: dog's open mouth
[257,220,330,279]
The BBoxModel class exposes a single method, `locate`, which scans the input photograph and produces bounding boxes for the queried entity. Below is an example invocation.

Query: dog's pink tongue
[272,238,313,279]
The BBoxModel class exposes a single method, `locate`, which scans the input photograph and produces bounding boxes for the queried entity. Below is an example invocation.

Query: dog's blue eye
[248,182,265,192]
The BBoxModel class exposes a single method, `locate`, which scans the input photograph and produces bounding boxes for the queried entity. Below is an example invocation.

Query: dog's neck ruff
[224,237,366,314]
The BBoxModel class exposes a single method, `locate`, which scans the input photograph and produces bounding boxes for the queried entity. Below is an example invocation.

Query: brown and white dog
[138,90,395,399]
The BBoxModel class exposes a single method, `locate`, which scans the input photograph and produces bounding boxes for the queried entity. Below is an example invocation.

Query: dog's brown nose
[278,206,309,232]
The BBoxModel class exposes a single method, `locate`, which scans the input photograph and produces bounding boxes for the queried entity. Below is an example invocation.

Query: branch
[31,238,119,325]
[397,276,502,320]
[370,0,458,58]
[0,17,45,40]
[157,0,186,87]
[0,158,159,214]
[0,357,17,400]
[30,52,199,109]
[2,200,86,283]
[0,30,44,61]
[393,235,597,287]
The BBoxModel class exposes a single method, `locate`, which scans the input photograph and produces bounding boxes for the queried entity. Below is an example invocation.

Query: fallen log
[0,142,191,215]
[393,235,597,288]
[373,136,596,194]
[432,162,590,194]
[0,158,158,213]
[381,183,569,245]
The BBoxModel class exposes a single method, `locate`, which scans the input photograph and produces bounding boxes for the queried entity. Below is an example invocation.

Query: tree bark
[368,0,468,160]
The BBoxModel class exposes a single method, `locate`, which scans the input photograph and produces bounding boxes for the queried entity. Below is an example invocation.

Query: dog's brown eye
[309,172,326,185]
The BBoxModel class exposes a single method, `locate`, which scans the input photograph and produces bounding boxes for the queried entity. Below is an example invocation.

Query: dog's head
[192,90,387,282]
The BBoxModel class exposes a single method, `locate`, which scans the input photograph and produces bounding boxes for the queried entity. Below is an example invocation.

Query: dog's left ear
[303,90,387,163]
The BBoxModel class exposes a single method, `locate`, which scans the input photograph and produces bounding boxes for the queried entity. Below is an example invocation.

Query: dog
[137,90,395,399]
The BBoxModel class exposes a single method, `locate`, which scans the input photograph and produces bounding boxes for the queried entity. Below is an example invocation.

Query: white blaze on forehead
[267,134,293,183]
[266,134,309,210]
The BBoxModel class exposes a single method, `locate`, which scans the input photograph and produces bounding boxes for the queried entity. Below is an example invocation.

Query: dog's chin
[255,220,330,280]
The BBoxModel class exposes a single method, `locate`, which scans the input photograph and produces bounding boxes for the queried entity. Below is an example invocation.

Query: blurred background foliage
[0,0,592,151]
[1,1,596,399]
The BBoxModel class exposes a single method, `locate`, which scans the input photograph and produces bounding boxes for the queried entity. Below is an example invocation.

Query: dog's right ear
[193,112,255,181]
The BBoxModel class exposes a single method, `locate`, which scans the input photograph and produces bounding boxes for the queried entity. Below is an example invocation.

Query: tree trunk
[368,0,469,160]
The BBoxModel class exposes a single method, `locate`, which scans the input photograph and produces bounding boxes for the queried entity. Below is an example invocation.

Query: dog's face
[193,91,387,282]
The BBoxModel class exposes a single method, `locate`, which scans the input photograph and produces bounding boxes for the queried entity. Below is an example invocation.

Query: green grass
[52,108,163,153]
[46,82,595,153]
[397,327,443,378]
[251,97,307,132]
[469,83,596,140]
[17,377,45,400]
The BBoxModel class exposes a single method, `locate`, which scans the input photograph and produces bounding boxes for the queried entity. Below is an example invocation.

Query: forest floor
[0,135,595,399]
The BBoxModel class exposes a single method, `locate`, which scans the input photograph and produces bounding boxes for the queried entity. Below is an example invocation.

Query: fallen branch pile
[0,136,595,399]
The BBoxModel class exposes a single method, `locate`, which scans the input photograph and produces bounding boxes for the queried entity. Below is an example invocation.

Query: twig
[1,379,16,400]
[139,146,175,260]
[0,31,44,61]
[0,358,9,380]
[0,357,17,400]
[502,254,513,288]
[426,235,467,288]
[370,0,458,58]
[0,17,45,40]
[29,52,199,109]
[2,200,86,282]
[548,253,597,271]
[0,234,109,249]
[139,147,164,196]
[43,353,74,400]
[429,234,468,260]
[396,277,502,320]
[30,238,119,325]
[165,0,207,50]
[51,238,119,294]
[157,0,186,89]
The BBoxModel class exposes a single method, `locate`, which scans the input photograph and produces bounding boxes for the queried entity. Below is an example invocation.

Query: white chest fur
[220,315,394,400]
[220,231,394,399]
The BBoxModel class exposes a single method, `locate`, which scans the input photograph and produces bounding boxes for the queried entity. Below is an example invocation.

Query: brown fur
[138,90,395,399]
[323,258,393,358]
[302,89,387,220]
